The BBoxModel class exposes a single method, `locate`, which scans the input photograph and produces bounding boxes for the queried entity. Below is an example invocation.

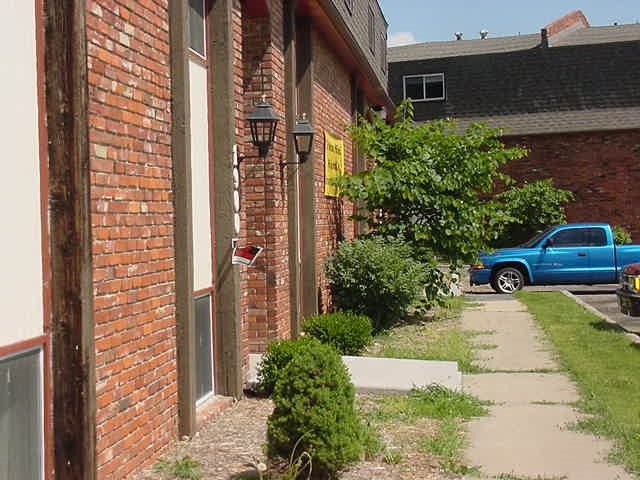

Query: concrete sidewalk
[461,298,632,480]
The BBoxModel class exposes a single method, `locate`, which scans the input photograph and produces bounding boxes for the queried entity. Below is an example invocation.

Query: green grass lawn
[361,385,487,475]
[358,296,488,474]
[516,291,640,475]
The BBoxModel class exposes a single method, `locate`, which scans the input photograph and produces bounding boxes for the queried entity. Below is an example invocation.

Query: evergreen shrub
[267,340,364,477]
[257,336,314,396]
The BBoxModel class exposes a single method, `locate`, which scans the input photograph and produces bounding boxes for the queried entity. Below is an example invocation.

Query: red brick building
[388,11,640,239]
[0,1,391,478]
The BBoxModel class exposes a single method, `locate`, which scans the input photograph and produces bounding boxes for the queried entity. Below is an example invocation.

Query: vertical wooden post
[44,1,96,478]
[284,0,302,336]
[169,0,197,437]
[210,0,243,398]
[296,16,318,318]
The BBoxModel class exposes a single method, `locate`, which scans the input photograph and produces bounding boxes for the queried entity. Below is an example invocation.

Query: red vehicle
[616,263,640,316]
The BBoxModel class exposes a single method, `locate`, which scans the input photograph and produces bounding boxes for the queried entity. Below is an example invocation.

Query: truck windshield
[519,227,555,248]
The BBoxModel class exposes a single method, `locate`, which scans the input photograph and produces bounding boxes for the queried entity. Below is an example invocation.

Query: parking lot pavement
[566,290,640,337]
[466,284,640,338]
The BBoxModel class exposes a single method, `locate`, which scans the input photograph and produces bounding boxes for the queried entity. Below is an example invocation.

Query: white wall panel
[0,0,44,345]
[189,61,213,291]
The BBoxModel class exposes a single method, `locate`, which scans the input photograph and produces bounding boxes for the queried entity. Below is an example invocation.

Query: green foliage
[302,311,373,355]
[365,386,487,475]
[613,225,632,245]
[257,336,315,396]
[370,385,488,423]
[325,236,431,331]
[495,179,574,247]
[267,340,365,477]
[337,100,527,266]
[154,456,201,480]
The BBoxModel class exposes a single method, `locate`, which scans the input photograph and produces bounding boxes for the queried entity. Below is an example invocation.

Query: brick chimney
[544,10,590,37]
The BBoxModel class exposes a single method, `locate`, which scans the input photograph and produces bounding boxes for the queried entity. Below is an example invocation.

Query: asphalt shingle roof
[388,34,540,61]
[449,106,640,136]
[388,23,640,62]
[388,23,640,135]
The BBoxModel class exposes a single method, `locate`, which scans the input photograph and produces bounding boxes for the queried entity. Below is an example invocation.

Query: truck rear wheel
[491,267,524,294]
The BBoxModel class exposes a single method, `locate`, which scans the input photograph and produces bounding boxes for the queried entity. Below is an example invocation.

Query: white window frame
[188,0,206,59]
[403,73,445,102]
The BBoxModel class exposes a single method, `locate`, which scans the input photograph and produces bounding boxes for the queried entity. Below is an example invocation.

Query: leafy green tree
[494,179,574,247]
[336,100,527,266]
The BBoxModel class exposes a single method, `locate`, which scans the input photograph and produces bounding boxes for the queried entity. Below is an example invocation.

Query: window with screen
[195,295,213,400]
[0,348,43,480]
[189,0,205,57]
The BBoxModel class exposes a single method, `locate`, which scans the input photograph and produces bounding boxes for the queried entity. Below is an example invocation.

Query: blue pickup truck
[470,223,640,294]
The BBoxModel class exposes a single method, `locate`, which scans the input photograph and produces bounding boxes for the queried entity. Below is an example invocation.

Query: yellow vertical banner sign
[324,131,344,197]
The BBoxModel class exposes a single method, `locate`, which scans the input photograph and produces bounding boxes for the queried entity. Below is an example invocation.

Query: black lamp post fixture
[291,113,315,163]
[247,95,279,158]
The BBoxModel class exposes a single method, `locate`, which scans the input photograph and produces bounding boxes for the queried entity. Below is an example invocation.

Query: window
[550,228,587,247]
[189,0,205,57]
[380,33,387,73]
[403,74,445,102]
[368,6,375,54]
[0,349,43,480]
[195,295,213,400]
[586,228,607,246]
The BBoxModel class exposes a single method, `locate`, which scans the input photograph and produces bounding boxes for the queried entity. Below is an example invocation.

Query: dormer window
[403,73,445,101]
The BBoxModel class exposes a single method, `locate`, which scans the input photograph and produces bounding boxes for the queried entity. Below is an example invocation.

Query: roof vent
[454,32,463,40]
[480,29,489,39]
[540,27,549,48]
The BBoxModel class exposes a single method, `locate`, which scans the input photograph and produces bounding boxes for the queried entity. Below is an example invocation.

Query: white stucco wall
[0,0,44,346]
[189,60,213,291]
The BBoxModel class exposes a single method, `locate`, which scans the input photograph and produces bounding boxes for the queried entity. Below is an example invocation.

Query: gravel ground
[135,396,461,480]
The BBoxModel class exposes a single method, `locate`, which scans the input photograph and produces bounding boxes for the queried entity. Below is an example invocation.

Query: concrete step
[246,353,462,394]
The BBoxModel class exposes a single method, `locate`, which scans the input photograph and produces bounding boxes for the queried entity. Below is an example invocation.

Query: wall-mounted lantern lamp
[289,113,315,164]
[247,95,279,158]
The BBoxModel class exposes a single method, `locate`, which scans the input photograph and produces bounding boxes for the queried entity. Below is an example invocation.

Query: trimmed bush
[325,236,427,331]
[257,336,315,396]
[302,311,373,355]
[267,340,364,477]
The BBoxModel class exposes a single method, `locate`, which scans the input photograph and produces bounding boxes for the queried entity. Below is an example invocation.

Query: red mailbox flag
[232,245,263,266]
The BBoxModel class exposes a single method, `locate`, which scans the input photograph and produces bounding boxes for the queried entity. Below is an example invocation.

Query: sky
[379,0,640,46]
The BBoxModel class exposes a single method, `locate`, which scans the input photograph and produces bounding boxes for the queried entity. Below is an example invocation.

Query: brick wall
[241,0,291,353]
[546,10,589,37]
[86,1,177,477]
[504,129,640,240]
[312,29,355,313]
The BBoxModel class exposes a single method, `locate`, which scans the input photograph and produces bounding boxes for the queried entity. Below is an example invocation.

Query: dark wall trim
[210,0,243,398]
[169,0,197,437]
[284,0,302,335]
[44,1,96,479]
[297,16,318,318]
